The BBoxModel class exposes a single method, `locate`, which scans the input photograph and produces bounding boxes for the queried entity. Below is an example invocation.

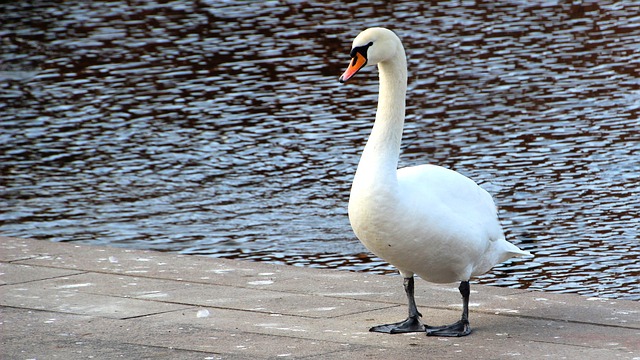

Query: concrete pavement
[1,236,638,359]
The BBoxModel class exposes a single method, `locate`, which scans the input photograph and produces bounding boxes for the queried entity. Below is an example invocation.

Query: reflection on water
[1,0,638,300]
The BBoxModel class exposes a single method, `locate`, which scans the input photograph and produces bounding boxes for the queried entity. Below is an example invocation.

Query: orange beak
[339,52,367,83]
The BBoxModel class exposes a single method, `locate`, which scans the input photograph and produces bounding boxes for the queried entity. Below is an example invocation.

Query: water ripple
[1,0,638,300]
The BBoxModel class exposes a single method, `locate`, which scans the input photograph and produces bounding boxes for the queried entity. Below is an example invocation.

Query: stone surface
[2,236,639,359]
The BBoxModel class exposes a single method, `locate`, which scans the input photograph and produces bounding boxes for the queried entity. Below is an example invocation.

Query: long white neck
[353,50,408,189]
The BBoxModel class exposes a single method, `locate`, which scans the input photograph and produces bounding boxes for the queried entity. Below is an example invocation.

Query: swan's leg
[369,276,425,333]
[426,280,472,337]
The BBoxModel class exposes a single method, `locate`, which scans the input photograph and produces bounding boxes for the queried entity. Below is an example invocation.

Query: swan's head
[339,27,402,83]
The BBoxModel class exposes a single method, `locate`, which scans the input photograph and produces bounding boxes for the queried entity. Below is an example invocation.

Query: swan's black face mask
[339,42,373,83]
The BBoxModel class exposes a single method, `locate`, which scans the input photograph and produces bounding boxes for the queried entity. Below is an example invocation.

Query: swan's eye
[350,41,374,59]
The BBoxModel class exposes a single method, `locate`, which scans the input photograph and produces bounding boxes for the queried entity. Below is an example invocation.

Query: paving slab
[0,262,84,285]
[1,307,232,360]
[1,279,193,319]
[1,236,639,359]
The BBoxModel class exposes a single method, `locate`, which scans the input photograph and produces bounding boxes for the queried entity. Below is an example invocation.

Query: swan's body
[351,164,525,284]
[340,27,532,336]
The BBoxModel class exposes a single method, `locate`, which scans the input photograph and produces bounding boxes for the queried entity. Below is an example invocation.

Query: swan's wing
[397,164,503,242]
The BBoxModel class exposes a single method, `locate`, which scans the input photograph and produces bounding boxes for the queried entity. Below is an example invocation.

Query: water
[1,0,638,301]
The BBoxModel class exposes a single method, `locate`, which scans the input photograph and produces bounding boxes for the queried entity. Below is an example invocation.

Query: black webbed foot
[369,315,425,334]
[426,319,471,337]
[426,281,472,337]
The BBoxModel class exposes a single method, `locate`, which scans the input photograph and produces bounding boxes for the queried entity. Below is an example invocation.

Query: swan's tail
[504,241,533,258]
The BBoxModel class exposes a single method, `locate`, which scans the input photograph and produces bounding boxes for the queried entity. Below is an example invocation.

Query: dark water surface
[1,1,638,300]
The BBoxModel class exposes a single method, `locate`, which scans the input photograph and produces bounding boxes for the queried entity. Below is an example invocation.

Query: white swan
[339,27,532,337]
